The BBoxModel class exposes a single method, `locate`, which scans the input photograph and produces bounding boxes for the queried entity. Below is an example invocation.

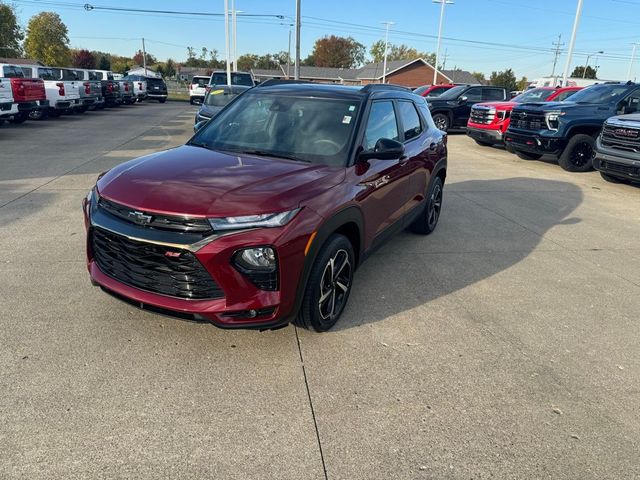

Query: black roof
[251,81,421,101]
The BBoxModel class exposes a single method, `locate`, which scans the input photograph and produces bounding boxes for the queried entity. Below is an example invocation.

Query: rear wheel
[29,109,47,120]
[159,98,167,104]
[411,176,444,235]
[558,134,595,172]
[516,151,542,160]
[189,98,194,105]
[433,113,450,132]
[296,234,354,332]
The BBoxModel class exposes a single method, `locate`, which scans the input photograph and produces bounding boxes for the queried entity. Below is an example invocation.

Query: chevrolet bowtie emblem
[128,210,153,224]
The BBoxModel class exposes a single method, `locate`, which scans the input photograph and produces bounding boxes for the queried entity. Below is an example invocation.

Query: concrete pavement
[1,103,638,479]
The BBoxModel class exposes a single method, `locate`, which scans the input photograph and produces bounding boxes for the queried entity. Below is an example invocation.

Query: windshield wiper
[237,150,310,162]
[187,140,212,150]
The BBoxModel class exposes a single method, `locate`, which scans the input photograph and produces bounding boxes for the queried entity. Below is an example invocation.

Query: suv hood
[474,100,517,110]
[513,101,608,115]
[96,145,345,217]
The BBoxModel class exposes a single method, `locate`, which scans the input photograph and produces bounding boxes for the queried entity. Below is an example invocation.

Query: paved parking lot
[1,102,639,479]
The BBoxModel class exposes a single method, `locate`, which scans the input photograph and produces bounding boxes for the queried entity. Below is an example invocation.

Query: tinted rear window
[2,66,24,78]
[210,72,254,87]
[192,77,208,87]
[61,69,81,80]
[147,78,166,88]
[37,68,57,81]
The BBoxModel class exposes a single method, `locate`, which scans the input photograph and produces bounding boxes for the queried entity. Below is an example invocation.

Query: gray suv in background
[594,113,640,184]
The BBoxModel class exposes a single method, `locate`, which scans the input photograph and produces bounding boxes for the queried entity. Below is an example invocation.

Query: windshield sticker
[211,89,225,95]
[342,115,352,124]
[348,105,356,112]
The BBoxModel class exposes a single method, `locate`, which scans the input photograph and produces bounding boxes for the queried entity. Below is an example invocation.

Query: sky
[9,0,640,81]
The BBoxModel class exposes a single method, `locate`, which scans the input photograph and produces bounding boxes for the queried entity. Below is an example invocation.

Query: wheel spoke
[334,254,349,279]
[336,280,349,293]
[329,289,336,318]
[319,288,332,304]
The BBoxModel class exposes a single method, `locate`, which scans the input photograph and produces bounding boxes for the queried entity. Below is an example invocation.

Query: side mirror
[359,138,405,161]
[193,120,207,133]
[459,96,468,103]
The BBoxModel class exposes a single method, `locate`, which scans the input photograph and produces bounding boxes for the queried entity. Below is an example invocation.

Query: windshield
[204,87,247,107]
[210,72,254,87]
[567,84,632,104]
[414,86,429,96]
[513,88,556,103]
[436,85,468,100]
[191,92,361,166]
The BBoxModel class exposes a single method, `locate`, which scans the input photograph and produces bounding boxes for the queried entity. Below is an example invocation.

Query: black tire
[189,98,194,105]
[295,234,355,332]
[8,112,28,124]
[432,113,450,132]
[474,139,493,147]
[516,151,542,160]
[29,109,47,120]
[558,134,595,172]
[0,119,5,126]
[410,176,444,235]
[48,109,61,118]
[159,98,167,104]
[600,172,625,184]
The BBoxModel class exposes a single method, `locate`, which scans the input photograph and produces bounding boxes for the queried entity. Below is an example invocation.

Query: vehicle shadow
[334,177,583,331]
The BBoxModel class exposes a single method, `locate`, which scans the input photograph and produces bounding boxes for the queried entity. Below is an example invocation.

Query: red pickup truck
[466,86,581,146]
[0,63,48,123]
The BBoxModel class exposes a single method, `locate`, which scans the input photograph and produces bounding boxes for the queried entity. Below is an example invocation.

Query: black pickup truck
[594,113,640,184]
[427,84,508,131]
[505,82,640,172]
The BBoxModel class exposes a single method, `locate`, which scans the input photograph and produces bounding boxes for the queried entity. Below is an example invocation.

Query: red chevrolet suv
[466,86,581,146]
[83,82,447,331]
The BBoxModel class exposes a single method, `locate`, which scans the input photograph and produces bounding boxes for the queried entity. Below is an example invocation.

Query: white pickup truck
[0,77,18,126]
[122,74,148,102]
[189,75,209,104]
[21,64,81,118]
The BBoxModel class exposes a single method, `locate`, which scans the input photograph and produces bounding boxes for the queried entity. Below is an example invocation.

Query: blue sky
[10,0,640,81]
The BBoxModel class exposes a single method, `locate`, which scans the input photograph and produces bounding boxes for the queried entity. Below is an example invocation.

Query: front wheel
[296,234,355,332]
[159,98,167,104]
[411,176,444,235]
[558,134,595,172]
[516,151,542,160]
[432,113,450,132]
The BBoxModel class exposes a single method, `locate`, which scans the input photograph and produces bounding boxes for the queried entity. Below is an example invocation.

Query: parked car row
[464,81,640,185]
[0,62,168,126]
[189,70,255,105]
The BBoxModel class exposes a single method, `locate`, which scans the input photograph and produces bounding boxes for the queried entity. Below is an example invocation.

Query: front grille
[601,123,640,152]
[600,160,639,176]
[510,110,546,131]
[470,106,495,125]
[91,227,223,299]
[98,196,213,235]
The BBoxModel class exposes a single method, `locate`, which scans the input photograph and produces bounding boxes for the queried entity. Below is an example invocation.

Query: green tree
[570,65,597,79]
[0,2,23,57]
[24,12,71,66]
[165,58,176,78]
[517,76,529,91]
[369,40,436,66]
[489,68,518,92]
[309,35,365,68]
[98,55,111,70]
[472,71,486,84]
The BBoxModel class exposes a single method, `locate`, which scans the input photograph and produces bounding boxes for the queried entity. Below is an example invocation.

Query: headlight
[208,208,300,231]
[545,111,564,131]
[497,110,509,121]
[235,247,276,270]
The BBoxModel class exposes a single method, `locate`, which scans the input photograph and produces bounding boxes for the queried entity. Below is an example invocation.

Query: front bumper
[466,126,504,143]
[594,145,640,181]
[504,130,565,157]
[84,195,320,328]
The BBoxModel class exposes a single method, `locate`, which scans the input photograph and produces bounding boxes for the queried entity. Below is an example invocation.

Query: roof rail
[361,84,412,93]
[256,79,315,87]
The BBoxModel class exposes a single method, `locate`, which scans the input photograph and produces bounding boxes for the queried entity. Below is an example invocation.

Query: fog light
[236,247,276,270]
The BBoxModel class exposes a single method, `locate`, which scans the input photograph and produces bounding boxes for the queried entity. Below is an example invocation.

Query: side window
[464,87,482,102]
[397,101,423,141]
[553,90,576,102]
[363,101,399,150]
[623,89,640,114]
[483,88,505,101]
[22,67,32,77]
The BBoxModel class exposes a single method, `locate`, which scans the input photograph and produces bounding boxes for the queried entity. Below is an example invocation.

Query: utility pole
[381,21,394,84]
[562,0,583,87]
[232,0,237,72]
[294,0,300,80]
[441,48,449,72]
[433,0,453,85]
[550,34,563,84]
[287,27,292,78]
[224,0,231,85]
[142,37,147,75]
[627,43,638,81]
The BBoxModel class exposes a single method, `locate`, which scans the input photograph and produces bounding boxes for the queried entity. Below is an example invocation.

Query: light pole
[433,0,453,85]
[287,26,292,78]
[582,50,603,78]
[232,1,237,72]
[294,0,300,80]
[562,0,583,86]
[627,43,639,81]
[224,0,231,85]
[381,21,394,84]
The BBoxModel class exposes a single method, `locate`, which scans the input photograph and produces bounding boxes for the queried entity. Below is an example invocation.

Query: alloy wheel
[428,183,443,229]
[569,141,594,168]
[318,249,352,321]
